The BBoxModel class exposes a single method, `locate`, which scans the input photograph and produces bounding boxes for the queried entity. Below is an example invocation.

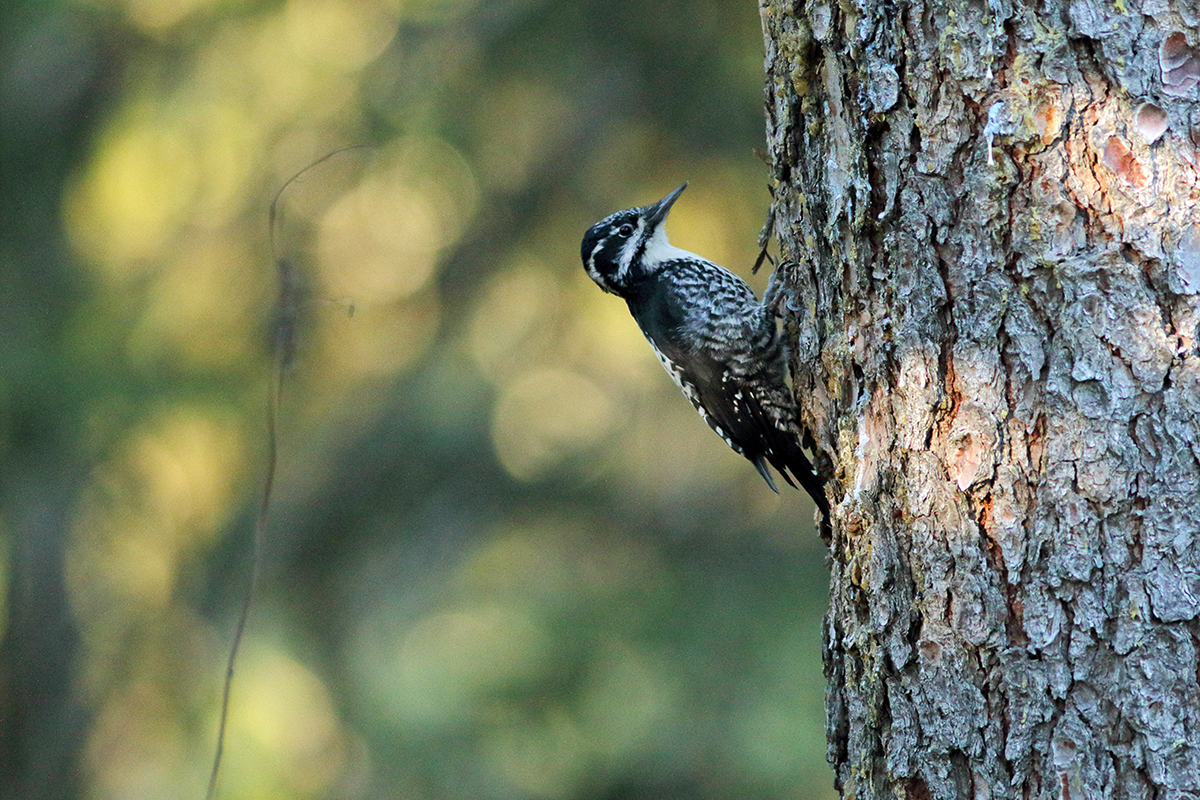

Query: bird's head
[581,182,687,296]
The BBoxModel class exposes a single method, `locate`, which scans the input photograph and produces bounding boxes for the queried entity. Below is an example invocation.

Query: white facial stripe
[615,219,647,282]
[587,240,604,273]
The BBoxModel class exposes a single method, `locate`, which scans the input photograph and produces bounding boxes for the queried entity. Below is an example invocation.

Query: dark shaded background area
[0,1,832,798]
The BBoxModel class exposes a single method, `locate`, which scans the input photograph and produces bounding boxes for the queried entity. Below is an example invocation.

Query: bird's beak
[645,182,687,228]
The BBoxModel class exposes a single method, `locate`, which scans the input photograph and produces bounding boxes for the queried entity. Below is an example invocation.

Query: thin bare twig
[205,145,366,800]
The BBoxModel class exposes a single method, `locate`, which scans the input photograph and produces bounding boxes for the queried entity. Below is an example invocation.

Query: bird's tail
[772,435,828,517]
[746,398,831,537]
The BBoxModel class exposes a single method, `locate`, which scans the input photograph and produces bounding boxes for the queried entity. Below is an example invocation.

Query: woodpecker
[581,182,828,514]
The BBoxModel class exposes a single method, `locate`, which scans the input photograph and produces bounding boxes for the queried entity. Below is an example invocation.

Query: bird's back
[625,257,820,495]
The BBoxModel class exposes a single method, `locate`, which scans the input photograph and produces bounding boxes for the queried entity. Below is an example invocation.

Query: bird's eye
[617,223,634,238]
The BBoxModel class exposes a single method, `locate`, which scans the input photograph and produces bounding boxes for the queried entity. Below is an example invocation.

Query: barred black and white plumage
[581,182,828,514]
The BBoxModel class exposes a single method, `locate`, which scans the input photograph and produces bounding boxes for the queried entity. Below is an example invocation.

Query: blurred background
[0,0,833,798]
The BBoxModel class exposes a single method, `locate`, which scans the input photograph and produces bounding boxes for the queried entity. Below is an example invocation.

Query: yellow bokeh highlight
[193,12,356,124]
[318,180,439,302]
[225,644,351,797]
[124,235,263,369]
[317,136,478,303]
[469,257,566,381]
[306,291,441,387]
[65,102,202,275]
[492,368,615,481]
[65,97,267,276]
[67,405,250,703]
[284,0,398,74]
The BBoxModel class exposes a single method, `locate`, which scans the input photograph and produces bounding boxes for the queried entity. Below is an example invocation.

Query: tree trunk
[761,0,1200,796]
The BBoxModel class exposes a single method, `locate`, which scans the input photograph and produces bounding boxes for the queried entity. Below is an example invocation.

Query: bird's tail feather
[744,395,830,534]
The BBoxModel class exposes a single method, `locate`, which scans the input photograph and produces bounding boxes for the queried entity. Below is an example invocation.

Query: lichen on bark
[761,0,1200,796]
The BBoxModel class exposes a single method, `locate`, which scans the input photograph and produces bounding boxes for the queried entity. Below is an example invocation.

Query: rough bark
[760,0,1200,797]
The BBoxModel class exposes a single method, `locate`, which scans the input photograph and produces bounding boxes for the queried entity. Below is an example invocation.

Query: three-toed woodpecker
[581,182,827,513]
